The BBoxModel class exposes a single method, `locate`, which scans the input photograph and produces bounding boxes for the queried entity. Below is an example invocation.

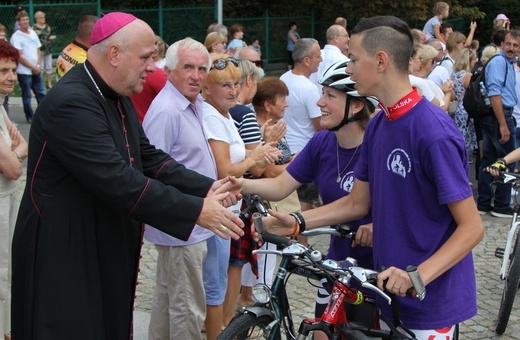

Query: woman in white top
[412,44,454,112]
[202,54,280,339]
[0,40,28,340]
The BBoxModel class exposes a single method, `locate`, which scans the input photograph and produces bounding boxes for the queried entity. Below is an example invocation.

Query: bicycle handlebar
[252,212,293,246]
[498,170,520,184]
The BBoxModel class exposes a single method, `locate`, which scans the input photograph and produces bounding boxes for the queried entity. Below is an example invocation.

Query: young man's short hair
[351,16,413,74]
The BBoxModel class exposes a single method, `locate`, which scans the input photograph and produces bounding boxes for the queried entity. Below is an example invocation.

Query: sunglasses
[252,60,263,68]
[211,57,239,70]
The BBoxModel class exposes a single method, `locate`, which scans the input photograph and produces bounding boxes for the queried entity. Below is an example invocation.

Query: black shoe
[477,205,493,215]
[26,117,32,124]
[491,206,514,218]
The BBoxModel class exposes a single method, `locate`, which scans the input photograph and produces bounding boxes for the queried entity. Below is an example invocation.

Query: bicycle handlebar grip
[252,212,292,247]
[249,194,268,215]
[381,276,419,298]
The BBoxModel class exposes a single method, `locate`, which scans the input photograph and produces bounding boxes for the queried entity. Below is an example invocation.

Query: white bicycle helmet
[319,60,379,111]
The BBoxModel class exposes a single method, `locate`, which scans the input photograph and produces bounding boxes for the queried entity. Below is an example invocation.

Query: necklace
[84,63,134,167]
[336,142,359,184]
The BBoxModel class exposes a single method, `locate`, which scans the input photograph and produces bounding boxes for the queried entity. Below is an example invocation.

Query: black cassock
[11,61,214,339]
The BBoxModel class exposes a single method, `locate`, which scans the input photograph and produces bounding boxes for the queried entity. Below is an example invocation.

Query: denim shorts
[203,235,231,306]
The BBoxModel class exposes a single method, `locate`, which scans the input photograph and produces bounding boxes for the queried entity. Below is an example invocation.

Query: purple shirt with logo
[354,98,477,329]
[287,130,373,269]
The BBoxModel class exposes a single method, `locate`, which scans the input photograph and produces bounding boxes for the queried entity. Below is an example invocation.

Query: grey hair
[237,59,261,82]
[165,37,211,70]
[292,38,319,64]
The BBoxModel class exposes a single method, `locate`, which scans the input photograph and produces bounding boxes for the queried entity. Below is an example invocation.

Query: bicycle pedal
[495,247,505,259]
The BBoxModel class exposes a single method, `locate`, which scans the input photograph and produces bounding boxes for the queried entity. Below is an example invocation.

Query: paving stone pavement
[9,100,520,339]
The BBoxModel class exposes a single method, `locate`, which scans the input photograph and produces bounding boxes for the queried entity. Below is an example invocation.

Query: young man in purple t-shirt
[263,16,483,339]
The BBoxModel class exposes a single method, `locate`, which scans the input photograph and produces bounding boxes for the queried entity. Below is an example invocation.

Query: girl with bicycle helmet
[238,59,379,335]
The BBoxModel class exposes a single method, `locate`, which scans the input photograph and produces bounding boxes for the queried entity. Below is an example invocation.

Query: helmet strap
[328,95,361,131]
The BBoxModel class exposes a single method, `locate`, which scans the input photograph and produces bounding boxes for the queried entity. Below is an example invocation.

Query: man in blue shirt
[478,29,520,217]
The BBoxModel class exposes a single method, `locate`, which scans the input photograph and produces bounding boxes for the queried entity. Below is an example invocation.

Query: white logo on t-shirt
[387,149,411,178]
[340,172,355,193]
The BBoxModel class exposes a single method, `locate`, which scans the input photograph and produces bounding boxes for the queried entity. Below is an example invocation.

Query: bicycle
[218,194,420,340]
[494,171,520,334]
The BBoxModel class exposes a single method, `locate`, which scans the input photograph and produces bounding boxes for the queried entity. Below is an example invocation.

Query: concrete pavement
[8,98,520,339]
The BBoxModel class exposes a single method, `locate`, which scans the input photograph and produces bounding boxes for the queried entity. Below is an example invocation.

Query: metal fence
[0,1,468,65]
[0,1,324,65]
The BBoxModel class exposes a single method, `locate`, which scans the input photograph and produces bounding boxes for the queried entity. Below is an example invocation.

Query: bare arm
[240,171,301,201]
[490,95,510,143]
[245,142,266,178]
[0,136,22,180]
[464,22,477,48]
[209,140,280,179]
[378,196,484,295]
[0,115,27,180]
[261,178,371,235]
[262,162,290,178]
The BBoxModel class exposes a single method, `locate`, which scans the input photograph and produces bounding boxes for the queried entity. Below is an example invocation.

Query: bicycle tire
[218,313,281,340]
[496,233,520,334]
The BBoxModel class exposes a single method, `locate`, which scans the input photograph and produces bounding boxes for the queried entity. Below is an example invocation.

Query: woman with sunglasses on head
[238,60,378,339]
[0,40,28,340]
[202,54,280,340]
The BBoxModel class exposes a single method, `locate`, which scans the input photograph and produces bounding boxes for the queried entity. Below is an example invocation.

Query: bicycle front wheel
[496,234,520,334]
[218,313,281,340]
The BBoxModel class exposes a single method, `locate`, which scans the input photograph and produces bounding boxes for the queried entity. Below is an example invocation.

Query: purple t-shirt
[287,129,373,269]
[355,98,477,329]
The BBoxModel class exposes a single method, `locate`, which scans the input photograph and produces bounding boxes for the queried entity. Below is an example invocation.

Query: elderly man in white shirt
[309,24,349,91]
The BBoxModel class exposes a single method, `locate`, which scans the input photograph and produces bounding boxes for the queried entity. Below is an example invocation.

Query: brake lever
[349,267,391,304]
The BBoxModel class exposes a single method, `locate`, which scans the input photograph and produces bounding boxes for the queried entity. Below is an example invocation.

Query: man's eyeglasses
[252,60,263,68]
[211,57,239,70]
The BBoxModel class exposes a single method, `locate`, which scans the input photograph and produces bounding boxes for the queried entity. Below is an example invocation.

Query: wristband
[290,212,306,233]
[497,158,507,166]
[290,219,300,237]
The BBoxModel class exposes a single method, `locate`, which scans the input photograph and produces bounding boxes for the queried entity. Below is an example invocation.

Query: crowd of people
[0,4,519,340]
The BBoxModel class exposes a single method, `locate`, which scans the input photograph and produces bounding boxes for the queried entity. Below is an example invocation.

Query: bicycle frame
[497,173,520,279]
[499,207,520,279]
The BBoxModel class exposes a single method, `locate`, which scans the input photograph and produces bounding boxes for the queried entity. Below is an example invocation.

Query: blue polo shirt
[485,50,517,108]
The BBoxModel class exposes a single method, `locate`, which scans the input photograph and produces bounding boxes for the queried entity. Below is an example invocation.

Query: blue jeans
[477,114,516,209]
[17,73,46,120]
